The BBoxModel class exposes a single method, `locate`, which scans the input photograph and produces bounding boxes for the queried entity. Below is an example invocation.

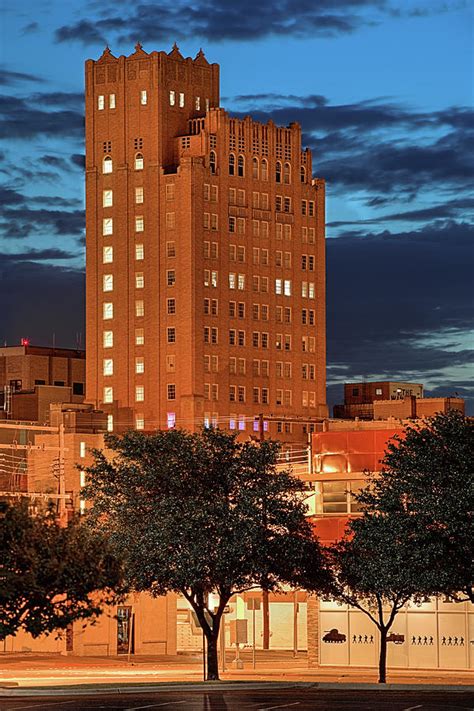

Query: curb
[1,681,474,697]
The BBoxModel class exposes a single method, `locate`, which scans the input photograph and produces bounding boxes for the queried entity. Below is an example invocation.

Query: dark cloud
[326,220,474,412]
[0,248,78,262]
[0,206,84,239]
[0,94,83,139]
[31,92,83,109]
[327,197,474,227]
[0,68,44,85]
[22,22,39,34]
[0,261,85,349]
[54,0,388,46]
[70,153,85,169]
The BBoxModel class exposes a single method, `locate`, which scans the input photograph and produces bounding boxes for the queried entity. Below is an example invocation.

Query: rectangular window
[276,223,283,241]
[302,200,307,216]
[135,357,144,374]
[229,216,236,233]
[135,385,144,402]
[135,300,144,317]
[103,245,113,263]
[179,92,185,108]
[167,298,176,314]
[98,95,105,110]
[195,96,201,111]
[261,332,269,349]
[103,189,113,207]
[238,274,245,290]
[103,218,113,236]
[309,201,315,217]
[284,197,291,213]
[135,328,144,345]
[107,414,114,432]
[238,386,246,403]
[166,241,176,258]
[238,330,245,346]
[103,358,113,376]
[103,330,113,348]
[169,90,175,106]
[275,278,282,295]
[135,187,144,204]
[237,246,245,263]
[211,213,218,230]
[166,212,175,229]
[135,243,144,260]
[80,441,86,458]
[136,415,145,431]
[167,270,176,286]
[135,272,144,289]
[284,280,291,296]
[135,216,144,232]
[140,90,147,105]
[167,327,176,343]
[166,184,175,201]
[229,273,236,289]
[167,384,176,400]
[261,360,269,377]
[167,355,175,372]
[103,386,113,403]
[103,274,113,292]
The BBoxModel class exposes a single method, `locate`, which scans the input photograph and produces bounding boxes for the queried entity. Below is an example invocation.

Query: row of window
[110,413,315,435]
[102,188,143,207]
[202,326,316,352]
[102,154,143,174]
[102,273,145,291]
[98,90,210,111]
[206,185,315,216]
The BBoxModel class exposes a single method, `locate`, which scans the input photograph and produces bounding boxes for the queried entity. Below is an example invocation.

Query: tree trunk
[378,627,387,684]
[206,631,220,681]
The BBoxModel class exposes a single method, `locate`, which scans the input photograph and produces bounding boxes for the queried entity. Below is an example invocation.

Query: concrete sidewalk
[1,652,473,690]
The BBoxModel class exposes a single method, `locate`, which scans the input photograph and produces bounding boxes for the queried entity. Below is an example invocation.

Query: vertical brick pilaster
[307,593,320,667]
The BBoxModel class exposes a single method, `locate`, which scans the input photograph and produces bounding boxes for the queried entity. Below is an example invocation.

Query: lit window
[167,412,176,429]
[179,92,185,107]
[80,441,86,458]
[195,96,201,111]
[135,385,144,402]
[103,302,113,320]
[135,187,144,204]
[103,218,113,235]
[135,153,144,170]
[135,216,144,232]
[103,386,113,403]
[284,279,291,296]
[103,274,113,292]
[135,243,144,260]
[238,415,245,430]
[167,384,176,400]
[134,357,144,375]
[140,90,147,105]
[103,190,113,207]
[107,414,114,432]
[275,279,282,295]
[135,300,144,317]
[135,272,144,289]
[98,95,105,110]
[103,358,113,376]
[103,246,113,263]
[109,94,116,109]
[169,90,175,106]
[238,274,245,290]
[136,415,145,430]
[135,328,144,345]
[229,273,236,290]
[309,282,315,299]
[103,156,112,174]
[103,330,113,348]
[206,98,210,111]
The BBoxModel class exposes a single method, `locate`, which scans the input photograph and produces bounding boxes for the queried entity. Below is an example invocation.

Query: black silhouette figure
[353,635,357,643]
[364,635,368,644]
[460,637,464,646]
[448,636,452,645]
[370,635,374,644]
[429,636,433,645]
[418,636,422,645]
[423,636,428,645]
[442,636,446,645]
[411,636,416,645]
[454,637,458,646]
[358,635,362,643]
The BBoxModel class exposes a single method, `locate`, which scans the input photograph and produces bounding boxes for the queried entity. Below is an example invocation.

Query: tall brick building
[85,44,327,444]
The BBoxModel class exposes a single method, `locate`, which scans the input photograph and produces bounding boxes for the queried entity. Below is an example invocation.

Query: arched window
[276,161,282,183]
[103,156,113,174]
[300,166,306,183]
[229,153,235,176]
[252,157,259,180]
[210,150,216,175]
[261,158,268,182]
[135,153,144,171]
[284,162,291,184]
[238,155,244,177]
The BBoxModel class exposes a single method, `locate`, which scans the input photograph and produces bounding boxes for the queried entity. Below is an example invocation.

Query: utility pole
[259,413,270,651]
[57,422,67,527]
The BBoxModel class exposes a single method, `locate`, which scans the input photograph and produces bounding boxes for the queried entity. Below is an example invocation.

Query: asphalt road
[2,687,474,711]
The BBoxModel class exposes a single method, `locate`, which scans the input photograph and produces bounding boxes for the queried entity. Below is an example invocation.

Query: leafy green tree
[83,427,330,680]
[359,410,474,603]
[326,512,438,683]
[0,500,124,641]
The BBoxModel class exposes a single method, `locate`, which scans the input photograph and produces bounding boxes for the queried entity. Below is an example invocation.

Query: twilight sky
[1,0,473,412]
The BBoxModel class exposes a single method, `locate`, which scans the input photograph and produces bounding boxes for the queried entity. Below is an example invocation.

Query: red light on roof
[21,338,30,346]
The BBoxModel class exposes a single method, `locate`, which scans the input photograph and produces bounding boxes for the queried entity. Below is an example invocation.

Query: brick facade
[85,44,327,446]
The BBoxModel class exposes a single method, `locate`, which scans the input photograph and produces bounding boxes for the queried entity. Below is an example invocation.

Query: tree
[359,410,474,603]
[83,427,330,680]
[0,500,124,641]
[326,512,439,683]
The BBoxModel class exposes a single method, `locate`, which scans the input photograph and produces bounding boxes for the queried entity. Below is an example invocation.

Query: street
[2,687,474,711]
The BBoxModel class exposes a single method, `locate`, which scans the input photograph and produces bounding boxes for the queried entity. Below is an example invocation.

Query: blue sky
[1,0,473,411]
